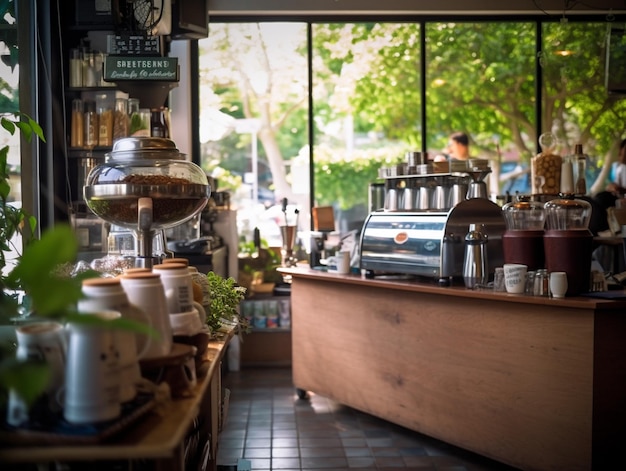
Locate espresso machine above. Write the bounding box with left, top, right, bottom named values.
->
left=359, top=155, right=505, bottom=284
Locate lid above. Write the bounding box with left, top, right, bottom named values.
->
left=105, top=137, right=184, bottom=162
left=465, top=223, right=488, bottom=244
left=501, top=198, right=545, bottom=230
left=543, top=196, right=592, bottom=230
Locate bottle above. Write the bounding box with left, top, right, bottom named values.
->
left=70, top=98, right=84, bottom=148
left=560, top=153, right=574, bottom=194
left=83, top=100, right=98, bottom=148
left=150, top=108, right=168, bottom=138
left=113, top=97, right=129, bottom=141
left=574, top=144, right=587, bottom=196
left=462, top=223, right=488, bottom=289
left=81, top=47, right=97, bottom=88
left=69, top=48, right=82, bottom=88
left=96, top=94, right=113, bottom=147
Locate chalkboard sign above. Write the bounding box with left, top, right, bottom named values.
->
left=104, top=56, right=179, bottom=82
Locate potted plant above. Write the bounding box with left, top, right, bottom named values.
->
left=204, top=271, right=249, bottom=335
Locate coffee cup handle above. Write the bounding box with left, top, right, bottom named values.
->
left=193, top=301, right=207, bottom=324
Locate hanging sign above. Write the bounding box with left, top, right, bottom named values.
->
left=104, top=56, right=179, bottom=82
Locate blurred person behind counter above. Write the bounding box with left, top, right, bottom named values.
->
left=434, top=131, right=471, bottom=162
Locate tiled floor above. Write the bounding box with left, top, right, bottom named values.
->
left=217, top=367, right=521, bottom=471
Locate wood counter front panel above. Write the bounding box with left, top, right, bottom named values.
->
left=291, top=278, right=594, bottom=471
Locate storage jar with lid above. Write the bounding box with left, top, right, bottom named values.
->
left=543, top=196, right=593, bottom=296
left=531, top=132, right=562, bottom=196
left=501, top=198, right=546, bottom=270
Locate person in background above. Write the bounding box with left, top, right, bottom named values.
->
left=434, top=131, right=471, bottom=161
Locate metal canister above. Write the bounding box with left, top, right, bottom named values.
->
left=369, top=183, right=385, bottom=212
left=463, top=223, right=488, bottom=289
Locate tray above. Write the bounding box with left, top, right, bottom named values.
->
left=0, top=392, right=156, bottom=446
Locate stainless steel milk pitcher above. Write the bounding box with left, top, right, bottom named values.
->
left=463, top=223, right=488, bottom=289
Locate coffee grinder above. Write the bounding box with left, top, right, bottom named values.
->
left=310, top=206, right=335, bottom=268
left=543, top=195, right=593, bottom=296
left=83, top=137, right=210, bottom=268
left=501, top=197, right=546, bottom=271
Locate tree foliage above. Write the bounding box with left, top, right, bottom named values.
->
left=200, top=20, right=626, bottom=212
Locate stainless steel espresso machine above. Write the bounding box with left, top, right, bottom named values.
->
left=359, top=156, right=506, bottom=285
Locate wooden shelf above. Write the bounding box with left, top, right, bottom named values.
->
left=0, top=328, right=235, bottom=470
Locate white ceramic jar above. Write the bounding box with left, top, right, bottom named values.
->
left=79, top=277, right=148, bottom=402
left=119, top=272, right=173, bottom=359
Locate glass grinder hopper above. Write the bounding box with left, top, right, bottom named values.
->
left=83, top=137, right=210, bottom=268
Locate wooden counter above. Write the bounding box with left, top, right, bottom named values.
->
left=0, top=329, right=234, bottom=471
left=283, top=267, right=626, bottom=471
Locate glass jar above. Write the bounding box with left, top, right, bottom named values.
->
left=83, top=100, right=98, bottom=148
left=96, top=94, right=113, bottom=147
left=130, top=108, right=151, bottom=137
left=543, top=196, right=592, bottom=231
left=501, top=198, right=545, bottom=230
left=71, top=98, right=84, bottom=148
left=531, top=132, right=562, bottom=195
left=113, top=98, right=129, bottom=141
left=83, top=137, right=211, bottom=231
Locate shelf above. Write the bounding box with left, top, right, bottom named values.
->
left=68, top=148, right=110, bottom=159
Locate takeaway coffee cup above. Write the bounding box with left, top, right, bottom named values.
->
left=153, top=263, right=206, bottom=318
left=327, top=251, right=351, bottom=274
left=503, top=263, right=528, bottom=294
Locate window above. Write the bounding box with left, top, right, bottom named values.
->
left=199, top=17, right=626, bottom=246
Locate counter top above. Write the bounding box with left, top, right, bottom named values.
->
left=280, top=266, right=626, bottom=310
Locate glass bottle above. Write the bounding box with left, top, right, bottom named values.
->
left=113, top=98, right=129, bottom=141
left=574, top=144, right=587, bottom=196
left=150, top=108, right=168, bottom=138
left=560, top=153, right=574, bottom=194
left=83, top=100, right=98, bottom=148
left=69, top=49, right=82, bottom=88
left=70, top=98, right=84, bottom=148
left=81, top=48, right=97, bottom=88
left=96, top=94, right=113, bottom=147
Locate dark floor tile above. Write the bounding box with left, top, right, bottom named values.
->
left=218, top=368, right=520, bottom=471
left=272, top=458, right=302, bottom=469
left=299, top=447, right=345, bottom=458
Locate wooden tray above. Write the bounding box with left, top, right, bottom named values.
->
left=0, top=392, right=156, bottom=446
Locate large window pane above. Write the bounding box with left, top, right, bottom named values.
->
left=198, top=23, right=308, bottom=247
left=312, top=23, right=421, bottom=232
left=425, top=22, right=536, bottom=197
left=541, top=22, right=626, bottom=193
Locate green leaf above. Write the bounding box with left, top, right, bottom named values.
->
left=14, top=121, right=33, bottom=142
left=0, top=359, right=51, bottom=406
left=0, top=118, right=16, bottom=135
